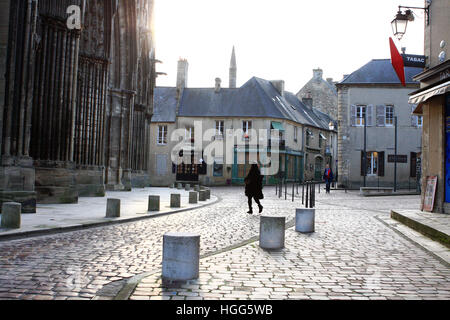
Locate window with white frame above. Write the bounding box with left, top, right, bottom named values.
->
left=185, top=126, right=194, bottom=142
left=355, top=105, right=366, bottom=126
left=417, top=115, right=423, bottom=127
left=157, top=125, right=167, bottom=145
left=366, top=151, right=378, bottom=175
left=215, top=120, right=224, bottom=136
left=385, top=105, right=394, bottom=126
left=243, top=121, right=252, bottom=139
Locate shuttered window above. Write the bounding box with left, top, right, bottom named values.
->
left=351, top=105, right=372, bottom=126
left=385, top=105, right=394, bottom=126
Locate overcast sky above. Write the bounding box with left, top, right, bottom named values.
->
left=153, top=0, right=426, bottom=93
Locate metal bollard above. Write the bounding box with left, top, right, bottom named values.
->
left=284, top=180, right=287, bottom=200
left=305, top=183, right=309, bottom=208
left=318, top=182, right=320, bottom=194
left=292, top=183, right=294, bottom=202
left=302, top=183, right=304, bottom=205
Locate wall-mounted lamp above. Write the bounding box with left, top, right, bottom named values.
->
left=391, top=5, right=429, bottom=41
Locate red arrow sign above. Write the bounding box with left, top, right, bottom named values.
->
left=389, top=37, right=406, bottom=86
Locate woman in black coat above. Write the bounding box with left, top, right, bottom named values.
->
left=244, top=164, right=264, bottom=214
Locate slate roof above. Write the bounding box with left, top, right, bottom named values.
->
left=151, top=87, right=178, bottom=122
left=153, top=77, right=335, bottom=131
left=339, top=59, right=422, bottom=85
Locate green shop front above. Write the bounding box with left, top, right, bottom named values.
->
left=231, top=146, right=304, bottom=185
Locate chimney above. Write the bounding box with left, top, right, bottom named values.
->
left=270, top=80, right=284, bottom=96
left=176, top=58, right=188, bottom=90
left=313, top=68, right=323, bottom=81
left=215, top=78, right=221, bottom=93
left=326, top=77, right=334, bottom=84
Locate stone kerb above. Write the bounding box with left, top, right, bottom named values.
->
left=189, top=192, right=198, bottom=204
left=170, top=194, right=181, bottom=208
left=295, top=208, right=315, bottom=233
left=148, top=195, right=160, bottom=212
left=1, top=202, right=21, bottom=229
left=162, top=232, right=200, bottom=281
left=259, top=215, right=285, bottom=250
left=106, top=198, right=120, bottom=218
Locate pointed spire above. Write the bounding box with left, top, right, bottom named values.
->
left=229, top=46, right=237, bottom=88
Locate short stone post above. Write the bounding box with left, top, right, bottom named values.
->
left=295, top=208, right=315, bottom=233
left=170, top=194, right=181, bottom=208
left=259, top=216, right=285, bottom=250
left=185, top=184, right=190, bottom=191
left=177, top=183, right=183, bottom=189
left=162, top=232, right=200, bottom=281
left=1, top=202, right=21, bottom=229
left=198, top=190, right=207, bottom=201
left=194, top=185, right=200, bottom=192
left=148, top=195, right=160, bottom=212
left=189, top=192, right=198, bottom=204
left=205, top=188, right=211, bottom=200
left=106, top=198, right=120, bottom=218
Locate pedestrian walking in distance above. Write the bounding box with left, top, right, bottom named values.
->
left=323, top=163, right=333, bottom=194
left=244, top=164, right=264, bottom=214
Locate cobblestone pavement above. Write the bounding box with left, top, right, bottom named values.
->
left=0, top=187, right=295, bottom=300
left=0, top=186, right=449, bottom=300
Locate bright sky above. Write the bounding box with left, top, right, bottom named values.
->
left=153, top=0, right=425, bottom=93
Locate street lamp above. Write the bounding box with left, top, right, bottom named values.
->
left=391, top=10, right=411, bottom=41
left=391, top=5, right=430, bottom=41
left=328, top=121, right=335, bottom=131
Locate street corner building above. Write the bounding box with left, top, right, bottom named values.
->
left=408, top=0, right=450, bottom=213
left=0, top=0, right=156, bottom=213
left=149, top=54, right=338, bottom=187
left=336, top=59, right=423, bottom=190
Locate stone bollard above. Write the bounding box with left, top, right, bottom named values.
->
left=148, top=195, right=160, bottom=212
left=162, top=232, right=200, bottom=281
left=205, top=188, right=211, bottom=200
left=170, top=194, right=181, bottom=208
left=185, top=184, right=190, bottom=191
left=189, top=192, right=198, bottom=204
left=1, top=202, right=21, bottom=229
left=169, top=183, right=174, bottom=189
left=295, top=208, right=315, bottom=233
left=177, top=183, right=183, bottom=190
left=198, top=190, right=207, bottom=202
left=259, top=216, right=285, bottom=250
left=106, top=198, right=121, bottom=218
left=194, top=185, right=200, bottom=192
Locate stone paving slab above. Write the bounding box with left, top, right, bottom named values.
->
left=0, top=187, right=217, bottom=240
left=391, top=209, right=450, bottom=248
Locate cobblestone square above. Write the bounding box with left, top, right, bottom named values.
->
left=0, top=186, right=449, bottom=300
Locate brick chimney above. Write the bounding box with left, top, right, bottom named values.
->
left=176, top=58, right=188, bottom=90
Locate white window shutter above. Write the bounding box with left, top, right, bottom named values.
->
left=367, top=105, right=373, bottom=126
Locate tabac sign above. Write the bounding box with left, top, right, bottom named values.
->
left=402, top=54, right=426, bottom=68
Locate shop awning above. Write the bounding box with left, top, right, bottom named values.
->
left=409, top=80, right=450, bottom=114
left=271, top=121, right=285, bottom=131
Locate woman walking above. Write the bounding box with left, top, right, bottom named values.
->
left=244, top=164, right=264, bottom=214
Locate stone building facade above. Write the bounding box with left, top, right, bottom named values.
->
left=0, top=0, right=156, bottom=212
left=336, top=59, right=422, bottom=189
left=296, top=68, right=338, bottom=119
left=409, top=0, right=450, bottom=213
left=150, top=55, right=337, bottom=187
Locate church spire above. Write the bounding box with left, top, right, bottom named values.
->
left=229, top=46, right=237, bottom=88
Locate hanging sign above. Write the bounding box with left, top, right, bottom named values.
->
left=402, top=54, right=426, bottom=68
